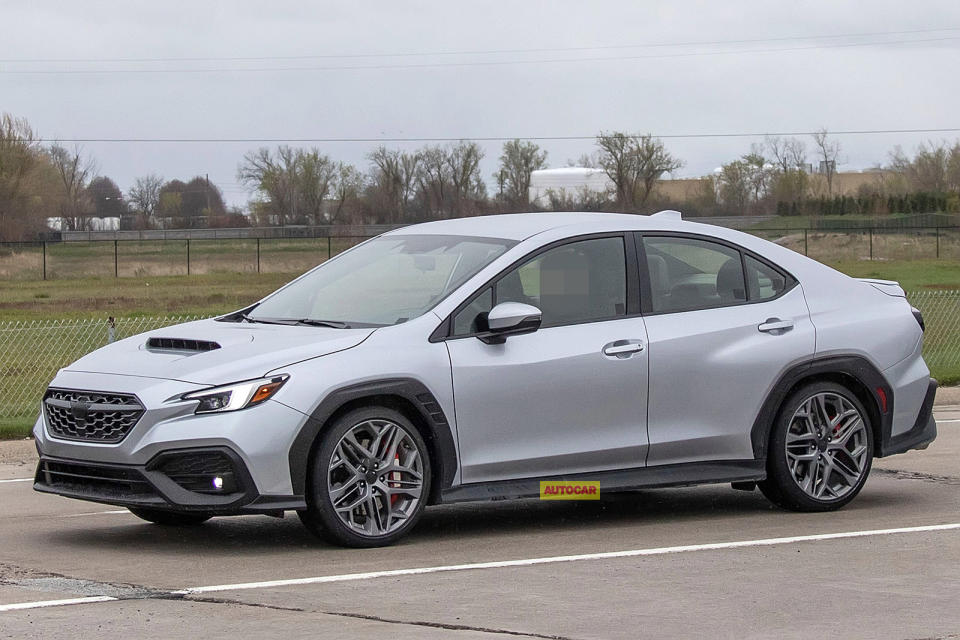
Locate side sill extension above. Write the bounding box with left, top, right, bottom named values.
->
left=440, top=459, right=765, bottom=504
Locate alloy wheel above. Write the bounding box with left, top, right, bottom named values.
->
left=785, top=391, right=869, bottom=501
left=327, top=419, right=424, bottom=537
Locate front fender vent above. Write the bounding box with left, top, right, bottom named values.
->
left=146, top=337, right=221, bottom=352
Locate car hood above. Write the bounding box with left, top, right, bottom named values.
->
left=64, top=318, right=376, bottom=385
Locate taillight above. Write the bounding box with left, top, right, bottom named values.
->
left=911, top=307, right=925, bottom=332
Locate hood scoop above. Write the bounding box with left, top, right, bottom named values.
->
left=146, top=337, right=222, bottom=353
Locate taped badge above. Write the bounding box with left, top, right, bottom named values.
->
left=539, top=480, right=600, bottom=500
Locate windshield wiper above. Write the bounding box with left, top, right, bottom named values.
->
left=295, top=318, right=351, bottom=329
left=237, top=313, right=289, bottom=325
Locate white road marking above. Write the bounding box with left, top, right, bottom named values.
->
left=173, top=522, right=960, bottom=595
left=936, top=418, right=960, bottom=423
left=0, top=596, right=117, bottom=613
left=0, top=478, right=32, bottom=484
left=59, top=510, right=130, bottom=518
left=2, top=522, right=958, bottom=613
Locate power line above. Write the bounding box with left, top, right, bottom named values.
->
left=26, top=128, right=960, bottom=145
left=3, top=26, right=957, bottom=64
left=3, top=35, right=957, bottom=75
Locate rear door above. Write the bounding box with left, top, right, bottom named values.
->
left=444, top=234, right=650, bottom=483
left=639, top=233, right=815, bottom=466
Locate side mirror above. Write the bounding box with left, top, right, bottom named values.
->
left=479, top=302, right=542, bottom=344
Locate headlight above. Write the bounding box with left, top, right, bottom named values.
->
left=182, top=375, right=289, bottom=414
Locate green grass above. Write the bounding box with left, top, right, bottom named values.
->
left=827, top=260, right=960, bottom=290
left=0, top=272, right=292, bottom=321
left=0, top=417, right=34, bottom=440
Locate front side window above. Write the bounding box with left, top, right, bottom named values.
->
left=249, top=234, right=515, bottom=327
left=643, top=236, right=746, bottom=313
left=453, top=236, right=627, bottom=334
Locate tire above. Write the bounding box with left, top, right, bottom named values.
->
left=758, top=381, right=874, bottom=512
left=298, top=406, right=431, bottom=547
left=128, top=507, right=212, bottom=526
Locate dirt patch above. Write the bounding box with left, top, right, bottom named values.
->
left=0, top=439, right=37, bottom=466
left=935, top=385, right=960, bottom=406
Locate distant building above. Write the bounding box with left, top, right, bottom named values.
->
left=47, top=217, right=121, bottom=232
left=529, top=168, right=613, bottom=206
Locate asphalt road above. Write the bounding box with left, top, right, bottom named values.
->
left=1, top=411, right=959, bottom=639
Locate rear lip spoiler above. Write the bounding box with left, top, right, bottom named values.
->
left=856, top=278, right=905, bottom=297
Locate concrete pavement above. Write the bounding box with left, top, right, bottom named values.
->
left=0, top=413, right=958, bottom=639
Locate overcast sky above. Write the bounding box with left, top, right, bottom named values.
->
left=3, top=0, right=960, bottom=207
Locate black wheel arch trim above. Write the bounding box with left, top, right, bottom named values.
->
left=751, top=355, right=894, bottom=459
left=288, top=378, right=457, bottom=503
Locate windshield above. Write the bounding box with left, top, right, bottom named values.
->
left=248, top=234, right=515, bottom=327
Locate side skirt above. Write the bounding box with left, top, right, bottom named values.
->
left=439, top=459, right=766, bottom=504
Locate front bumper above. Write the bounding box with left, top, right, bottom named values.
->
left=34, top=446, right=305, bottom=514
left=34, top=370, right=311, bottom=496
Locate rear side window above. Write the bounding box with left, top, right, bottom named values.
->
left=643, top=236, right=746, bottom=313
left=745, top=255, right=788, bottom=301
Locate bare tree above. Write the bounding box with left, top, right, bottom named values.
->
left=48, top=144, right=96, bottom=231
left=765, top=136, right=807, bottom=173
left=238, top=146, right=334, bottom=225
left=367, top=147, right=419, bottom=223
left=496, top=139, right=547, bottom=207
left=329, top=162, right=365, bottom=224
left=812, top=129, right=841, bottom=196
left=446, top=141, right=485, bottom=217
left=415, top=145, right=450, bottom=219
left=596, top=132, right=634, bottom=207
left=596, top=132, right=683, bottom=211
left=127, top=174, right=163, bottom=228
left=296, top=150, right=336, bottom=224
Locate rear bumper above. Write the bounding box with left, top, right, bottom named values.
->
left=877, top=378, right=937, bottom=457
left=33, top=446, right=305, bottom=515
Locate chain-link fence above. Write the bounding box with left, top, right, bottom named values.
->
left=906, top=291, right=960, bottom=385
left=1, top=296, right=959, bottom=435
left=0, top=316, right=205, bottom=434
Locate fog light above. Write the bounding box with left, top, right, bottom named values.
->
left=212, top=476, right=224, bottom=490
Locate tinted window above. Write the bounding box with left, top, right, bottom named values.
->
left=452, top=236, right=627, bottom=334
left=643, top=236, right=746, bottom=313
left=745, top=255, right=788, bottom=301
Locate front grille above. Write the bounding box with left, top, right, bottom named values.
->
left=154, top=451, right=238, bottom=493
left=43, top=389, right=144, bottom=443
left=36, top=459, right=157, bottom=500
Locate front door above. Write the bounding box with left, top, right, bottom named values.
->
left=444, top=235, right=650, bottom=483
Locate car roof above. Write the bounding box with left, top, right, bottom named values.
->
left=385, top=211, right=690, bottom=241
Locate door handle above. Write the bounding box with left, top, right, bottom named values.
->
left=602, top=341, right=645, bottom=357
left=758, top=318, right=794, bottom=333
